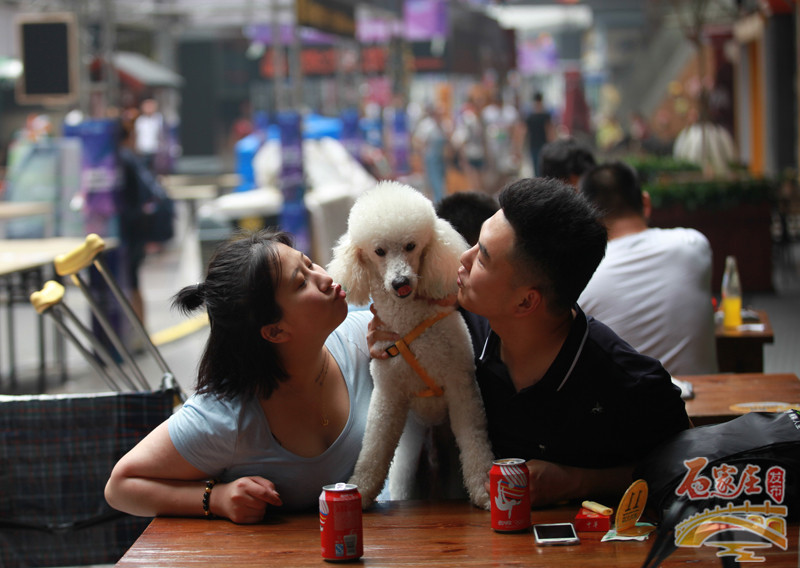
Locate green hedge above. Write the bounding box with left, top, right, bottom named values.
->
left=618, top=155, right=776, bottom=211
left=625, top=155, right=701, bottom=183
left=643, top=176, right=776, bottom=211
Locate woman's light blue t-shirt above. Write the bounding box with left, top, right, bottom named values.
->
left=168, top=310, right=373, bottom=511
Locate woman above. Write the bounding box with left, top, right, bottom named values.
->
left=105, top=230, right=373, bottom=522
left=413, top=104, right=451, bottom=204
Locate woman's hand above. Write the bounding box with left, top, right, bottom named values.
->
left=212, top=476, right=283, bottom=524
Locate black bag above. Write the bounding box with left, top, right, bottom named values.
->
left=635, top=410, right=800, bottom=568
left=0, top=387, right=176, bottom=567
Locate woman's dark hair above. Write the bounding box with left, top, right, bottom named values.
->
left=498, top=178, right=607, bottom=314
left=172, top=229, right=293, bottom=400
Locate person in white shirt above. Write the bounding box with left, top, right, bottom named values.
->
left=134, top=98, right=164, bottom=171
left=481, top=94, right=522, bottom=191
left=578, top=161, right=717, bottom=376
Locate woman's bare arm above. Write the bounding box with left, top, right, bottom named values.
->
left=105, top=421, right=282, bottom=523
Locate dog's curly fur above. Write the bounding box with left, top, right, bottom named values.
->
left=328, top=181, right=493, bottom=510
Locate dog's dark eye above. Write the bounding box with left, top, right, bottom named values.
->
left=375, top=248, right=386, bottom=257
left=405, top=243, right=416, bottom=252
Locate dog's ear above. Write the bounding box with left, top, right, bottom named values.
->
left=327, top=236, right=373, bottom=306
left=418, top=218, right=468, bottom=299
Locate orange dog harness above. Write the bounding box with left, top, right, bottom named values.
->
left=384, top=310, right=452, bottom=398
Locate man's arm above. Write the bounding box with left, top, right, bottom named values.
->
left=525, top=459, right=634, bottom=507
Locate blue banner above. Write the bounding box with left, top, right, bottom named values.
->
left=277, top=110, right=310, bottom=255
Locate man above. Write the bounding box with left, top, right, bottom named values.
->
left=524, top=92, right=553, bottom=176
left=578, top=161, right=717, bottom=376
left=435, top=191, right=499, bottom=247
left=456, top=177, right=690, bottom=506
left=538, top=137, right=595, bottom=187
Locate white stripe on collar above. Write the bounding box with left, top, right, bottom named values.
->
left=556, top=322, right=589, bottom=392
left=479, top=334, right=491, bottom=361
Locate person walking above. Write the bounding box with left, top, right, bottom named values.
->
left=524, top=92, right=553, bottom=176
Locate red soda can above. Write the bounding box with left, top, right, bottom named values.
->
left=319, top=483, right=363, bottom=562
left=490, top=458, right=531, bottom=532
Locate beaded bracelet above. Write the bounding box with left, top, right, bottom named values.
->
left=202, top=479, right=218, bottom=518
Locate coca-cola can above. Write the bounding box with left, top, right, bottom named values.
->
left=319, top=483, right=363, bottom=562
left=490, top=458, right=531, bottom=532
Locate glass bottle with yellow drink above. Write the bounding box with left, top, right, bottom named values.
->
left=721, top=255, right=742, bottom=328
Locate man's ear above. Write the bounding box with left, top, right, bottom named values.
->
left=260, top=324, right=288, bottom=343
left=515, top=288, right=542, bottom=316
left=642, top=190, right=652, bottom=222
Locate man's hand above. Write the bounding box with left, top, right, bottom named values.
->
left=525, top=459, right=634, bottom=507
left=525, top=460, right=582, bottom=506
left=366, top=304, right=400, bottom=359
left=212, top=476, right=283, bottom=524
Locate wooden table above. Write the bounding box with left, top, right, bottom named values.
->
left=680, top=372, right=800, bottom=426
left=164, top=184, right=218, bottom=228
left=0, top=201, right=54, bottom=238
left=116, top=500, right=799, bottom=567
left=715, top=309, right=774, bottom=372
left=0, top=237, right=88, bottom=276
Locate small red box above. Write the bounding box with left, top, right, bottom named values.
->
left=574, top=508, right=612, bottom=532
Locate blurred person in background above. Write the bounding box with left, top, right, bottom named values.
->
left=452, top=86, right=488, bottom=193
left=413, top=104, right=452, bottom=204
left=538, top=137, right=596, bottom=188
left=117, top=119, right=151, bottom=326
left=627, top=111, right=650, bottom=153
left=482, top=90, right=523, bottom=193
left=135, top=98, right=164, bottom=173
left=524, top=92, right=553, bottom=176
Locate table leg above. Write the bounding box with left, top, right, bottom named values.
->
left=6, top=277, right=16, bottom=391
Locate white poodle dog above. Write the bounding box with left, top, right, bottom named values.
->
left=327, top=181, right=493, bottom=510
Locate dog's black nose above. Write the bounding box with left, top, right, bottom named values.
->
left=392, top=277, right=413, bottom=298
left=392, top=276, right=409, bottom=291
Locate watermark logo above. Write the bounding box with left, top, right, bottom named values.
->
left=673, top=457, right=788, bottom=562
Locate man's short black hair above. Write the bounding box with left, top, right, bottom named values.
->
left=539, top=138, right=596, bottom=182
left=579, top=161, right=644, bottom=220
left=436, top=191, right=499, bottom=247
left=499, top=177, right=607, bottom=313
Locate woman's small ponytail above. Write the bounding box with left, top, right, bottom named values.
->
left=172, top=282, right=206, bottom=314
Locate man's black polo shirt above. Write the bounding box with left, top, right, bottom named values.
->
left=461, top=306, right=691, bottom=468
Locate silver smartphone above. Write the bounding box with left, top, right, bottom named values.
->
left=533, top=522, right=580, bottom=546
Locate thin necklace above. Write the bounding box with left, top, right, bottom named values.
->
left=316, top=348, right=331, bottom=426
